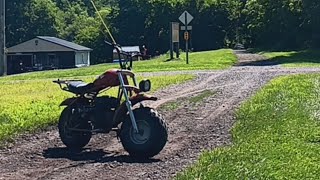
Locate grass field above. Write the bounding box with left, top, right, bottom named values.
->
left=177, top=74, right=320, bottom=179
left=1, top=49, right=236, bottom=81
left=0, top=74, right=194, bottom=143
left=261, top=49, right=320, bottom=67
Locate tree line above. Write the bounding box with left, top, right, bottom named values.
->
left=6, top=0, right=320, bottom=63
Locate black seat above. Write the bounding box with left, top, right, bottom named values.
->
left=67, top=81, right=95, bottom=94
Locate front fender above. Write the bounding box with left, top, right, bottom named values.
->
left=130, top=94, right=157, bottom=104
left=112, top=94, right=157, bottom=126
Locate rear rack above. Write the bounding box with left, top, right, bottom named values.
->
left=53, top=79, right=82, bottom=91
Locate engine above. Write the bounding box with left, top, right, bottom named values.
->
left=91, top=96, right=119, bottom=132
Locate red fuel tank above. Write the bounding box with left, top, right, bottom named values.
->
left=93, top=69, right=129, bottom=91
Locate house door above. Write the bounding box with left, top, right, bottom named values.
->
left=46, top=53, right=58, bottom=69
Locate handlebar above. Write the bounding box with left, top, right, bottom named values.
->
left=119, top=51, right=142, bottom=58
left=105, top=40, right=142, bottom=70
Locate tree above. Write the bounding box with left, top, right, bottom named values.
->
left=243, top=0, right=304, bottom=49
left=6, top=1, right=31, bottom=46
left=301, top=0, right=320, bottom=47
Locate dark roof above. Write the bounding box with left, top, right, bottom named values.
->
left=37, top=36, right=92, bottom=51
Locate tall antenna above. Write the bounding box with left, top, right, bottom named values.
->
left=90, top=0, right=116, bottom=44
left=0, top=0, right=6, bottom=76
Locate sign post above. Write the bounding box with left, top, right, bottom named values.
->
left=179, top=11, right=193, bottom=64
left=184, top=12, right=188, bottom=64
left=170, top=22, right=180, bottom=60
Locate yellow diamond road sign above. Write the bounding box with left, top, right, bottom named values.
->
left=179, top=11, right=194, bottom=25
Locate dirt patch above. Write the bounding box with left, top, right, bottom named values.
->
left=1, top=51, right=320, bottom=180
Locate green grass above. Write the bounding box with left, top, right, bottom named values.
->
left=160, top=101, right=180, bottom=111
left=0, top=74, right=194, bottom=143
left=261, top=49, right=320, bottom=67
left=1, top=49, right=236, bottom=81
left=177, top=74, right=320, bottom=179
left=189, top=90, right=215, bottom=104
left=160, top=90, right=215, bottom=111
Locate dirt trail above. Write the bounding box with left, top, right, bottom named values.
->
left=1, top=51, right=320, bottom=180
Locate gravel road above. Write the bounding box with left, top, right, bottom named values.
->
left=0, top=50, right=320, bottom=180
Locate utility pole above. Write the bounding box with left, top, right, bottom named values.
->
left=0, top=0, right=6, bottom=76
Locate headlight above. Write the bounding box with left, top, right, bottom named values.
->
left=139, top=79, right=151, bottom=92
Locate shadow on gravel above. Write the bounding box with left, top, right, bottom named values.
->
left=236, top=49, right=320, bottom=67
left=43, top=147, right=161, bottom=164
left=236, top=60, right=279, bottom=66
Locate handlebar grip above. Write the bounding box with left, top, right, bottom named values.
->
left=105, top=41, right=122, bottom=51
left=104, top=40, right=113, bottom=46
